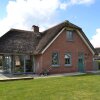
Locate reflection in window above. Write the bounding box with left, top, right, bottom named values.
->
left=4, top=55, right=12, bottom=73
left=65, top=53, right=72, bottom=66
left=67, top=30, right=73, bottom=41
left=14, top=55, right=33, bottom=73
left=52, top=52, right=59, bottom=66
left=14, top=55, right=24, bottom=73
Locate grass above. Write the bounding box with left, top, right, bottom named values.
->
left=0, top=74, right=100, bottom=100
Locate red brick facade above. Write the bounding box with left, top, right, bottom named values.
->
left=35, top=29, right=93, bottom=74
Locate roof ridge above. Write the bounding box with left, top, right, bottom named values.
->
left=10, top=28, right=33, bottom=33
left=41, top=21, right=65, bottom=33
left=42, top=20, right=81, bottom=33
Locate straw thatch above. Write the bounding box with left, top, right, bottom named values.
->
left=0, top=20, right=95, bottom=54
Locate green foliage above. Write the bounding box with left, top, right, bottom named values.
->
left=0, top=75, right=100, bottom=100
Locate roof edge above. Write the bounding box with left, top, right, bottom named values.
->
left=41, top=28, right=65, bottom=54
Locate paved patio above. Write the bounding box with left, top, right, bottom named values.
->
left=0, top=70, right=100, bottom=81
left=34, top=72, right=86, bottom=79
left=0, top=70, right=86, bottom=81
left=0, top=70, right=34, bottom=81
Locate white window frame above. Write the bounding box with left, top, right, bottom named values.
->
left=64, top=52, right=72, bottom=66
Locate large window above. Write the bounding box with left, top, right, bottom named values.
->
left=66, top=30, right=73, bottom=41
left=3, top=55, right=12, bottom=73
left=14, top=55, right=33, bottom=73
left=14, top=55, right=24, bottom=73
left=52, top=52, right=59, bottom=66
left=65, top=53, right=72, bottom=66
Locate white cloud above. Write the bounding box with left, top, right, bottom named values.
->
left=0, top=0, right=62, bottom=36
left=60, top=3, right=69, bottom=10
left=59, top=0, right=95, bottom=10
left=70, top=0, right=95, bottom=5
left=90, top=28, right=100, bottom=47
left=0, top=0, right=95, bottom=36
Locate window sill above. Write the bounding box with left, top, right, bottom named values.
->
left=67, top=40, right=74, bottom=42
left=51, top=65, right=60, bottom=67
left=64, top=64, right=72, bottom=67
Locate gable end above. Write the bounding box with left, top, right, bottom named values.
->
left=41, top=28, right=95, bottom=55
left=41, top=28, right=65, bottom=54
left=76, top=30, right=95, bottom=55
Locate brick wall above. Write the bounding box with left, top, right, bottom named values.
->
left=35, top=29, right=93, bottom=74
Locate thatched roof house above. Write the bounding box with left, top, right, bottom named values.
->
left=0, top=20, right=95, bottom=55
left=0, top=20, right=96, bottom=74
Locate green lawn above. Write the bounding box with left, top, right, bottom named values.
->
left=0, top=74, right=100, bottom=100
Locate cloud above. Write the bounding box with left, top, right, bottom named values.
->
left=0, top=0, right=95, bottom=36
left=0, top=0, right=62, bottom=36
left=59, top=2, right=69, bottom=10
left=70, top=0, right=95, bottom=5
left=90, top=28, right=100, bottom=47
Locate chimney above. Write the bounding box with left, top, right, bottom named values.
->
left=32, top=25, right=39, bottom=32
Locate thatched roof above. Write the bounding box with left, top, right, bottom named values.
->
left=0, top=29, right=41, bottom=54
left=0, top=20, right=95, bottom=54
left=34, top=20, right=95, bottom=54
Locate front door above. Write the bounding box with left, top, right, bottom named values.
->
left=78, top=53, right=84, bottom=72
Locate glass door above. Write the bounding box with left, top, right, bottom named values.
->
left=25, top=55, right=33, bottom=73
left=3, top=55, right=12, bottom=73
left=14, top=55, right=33, bottom=74
left=14, top=55, right=24, bottom=73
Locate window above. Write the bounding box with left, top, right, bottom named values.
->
left=14, top=55, right=33, bottom=73
left=4, top=55, right=12, bottom=73
left=52, top=52, right=59, bottom=66
left=66, top=30, right=73, bottom=41
left=65, top=53, right=72, bottom=66
left=14, top=55, right=24, bottom=73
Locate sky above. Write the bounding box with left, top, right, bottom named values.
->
left=0, top=0, right=100, bottom=47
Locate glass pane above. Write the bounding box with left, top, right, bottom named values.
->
left=13, top=55, right=33, bottom=73
left=52, top=52, right=59, bottom=65
left=3, top=55, right=12, bottom=73
left=14, top=55, right=24, bottom=73
left=25, top=55, right=33, bottom=72
left=65, top=53, right=71, bottom=65
left=0, top=56, right=3, bottom=70
left=67, top=31, right=73, bottom=41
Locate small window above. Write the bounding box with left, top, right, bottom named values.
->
left=66, top=30, right=73, bottom=41
left=65, top=53, right=72, bottom=66
left=52, top=52, right=59, bottom=66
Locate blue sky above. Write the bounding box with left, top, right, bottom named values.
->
left=0, top=0, right=100, bottom=47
